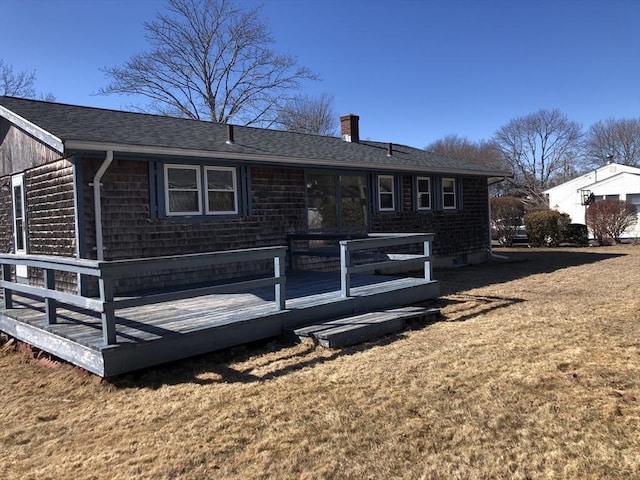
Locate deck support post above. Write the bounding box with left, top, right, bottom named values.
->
left=423, top=240, right=432, bottom=281
left=1, top=263, right=13, bottom=309
left=274, top=254, right=286, bottom=311
left=340, top=241, right=351, bottom=298
left=99, top=277, right=117, bottom=345
left=44, top=268, right=57, bottom=325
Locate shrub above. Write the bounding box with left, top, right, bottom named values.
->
left=564, top=223, right=589, bottom=246
left=524, top=209, right=570, bottom=247
left=490, top=196, right=525, bottom=246
left=585, top=200, right=638, bottom=245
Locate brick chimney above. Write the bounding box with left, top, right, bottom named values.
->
left=340, top=114, right=360, bottom=143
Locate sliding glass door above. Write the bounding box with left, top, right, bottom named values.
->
left=306, top=172, right=368, bottom=233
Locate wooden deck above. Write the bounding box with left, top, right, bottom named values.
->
left=0, top=271, right=439, bottom=377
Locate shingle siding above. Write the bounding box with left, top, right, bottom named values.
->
left=0, top=176, right=11, bottom=254
left=0, top=118, right=62, bottom=177
left=81, top=161, right=306, bottom=260
left=371, top=176, right=489, bottom=259
left=79, top=159, right=307, bottom=292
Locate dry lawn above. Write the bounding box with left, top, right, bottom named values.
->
left=1, top=245, right=639, bottom=480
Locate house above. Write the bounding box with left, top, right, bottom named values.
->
left=0, top=96, right=514, bottom=375
left=544, top=163, right=640, bottom=239
left=1, top=96, right=509, bottom=294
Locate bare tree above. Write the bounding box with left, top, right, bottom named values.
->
left=494, top=109, right=582, bottom=204
left=99, top=0, right=316, bottom=126
left=583, top=118, right=640, bottom=168
left=426, top=134, right=503, bottom=168
left=0, top=60, right=55, bottom=101
left=276, top=93, right=337, bottom=136
left=1, top=60, right=36, bottom=97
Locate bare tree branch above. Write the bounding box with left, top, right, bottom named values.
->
left=583, top=118, right=640, bottom=168
left=494, top=109, right=582, bottom=203
left=1, top=60, right=36, bottom=98
left=99, top=0, right=317, bottom=126
left=276, top=93, right=337, bottom=136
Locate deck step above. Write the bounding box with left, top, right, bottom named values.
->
left=293, top=306, right=440, bottom=348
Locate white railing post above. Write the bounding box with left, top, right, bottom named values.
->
left=274, top=252, right=286, bottom=311
left=340, top=241, right=351, bottom=298
left=423, top=239, right=432, bottom=281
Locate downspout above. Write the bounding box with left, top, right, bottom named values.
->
left=487, top=177, right=509, bottom=260
left=92, top=151, right=114, bottom=261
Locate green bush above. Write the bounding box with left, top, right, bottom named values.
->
left=524, top=210, right=570, bottom=247
left=564, top=223, right=589, bottom=246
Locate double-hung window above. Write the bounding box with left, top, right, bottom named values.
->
left=378, top=175, right=396, bottom=211
left=11, top=174, right=27, bottom=254
left=442, top=177, right=457, bottom=210
left=165, top=165, right=202, bottom=216
left=164, top=164, right=238, bottom=217
left=416, top=176, right=431, bottom=210
left=205, top=167, right=238, bottom=214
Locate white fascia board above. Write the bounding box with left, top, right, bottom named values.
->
left=64, top=140, right=510, bottom=177
left=579, top=171, right=640, bottom=191
left=0, top=105, right=64, bottom=153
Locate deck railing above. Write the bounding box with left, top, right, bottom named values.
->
left=288, top=233, right=434, bottom=297
left=0, top=247, right=287, bottom=346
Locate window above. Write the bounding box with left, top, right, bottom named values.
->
left=442, top=177, right=457, bottom=209
left=378, top=175, right=395, bottom=211
left=627, top=193, right=640, bottom=208
left=165, top=165, right=202, bottom=215
left=416, top=176, right=431, bottom=210
left=11, top=174, right=27, bottom=253
left=205, top=167, right=238, bottom=214
left=594, top=194, right=620, bottom=202
left=163, top=164, right=239, bottom=217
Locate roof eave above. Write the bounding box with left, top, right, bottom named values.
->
left=64, top=140, right=510, bottom=177
left=0, top=105, right=64, bottom=153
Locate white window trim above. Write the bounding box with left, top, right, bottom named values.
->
left=11, top=174, right=28, bottom=278
left=164, top=164, right=202, bottom=216
left=378, top=174, right=396, bottom=212
left=442, top=177, right=457, bottom=210
left=11, top=174, right=27, bottom=255
left=205, top=166, right=238, bottom=215
left=416, top=176, right=432, bottom=211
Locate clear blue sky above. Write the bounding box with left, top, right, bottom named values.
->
left=1, top=0, right=639, bottom=148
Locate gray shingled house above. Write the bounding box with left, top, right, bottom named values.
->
left=1, top=96, right=506, bottom=288
left=0, top=96, right=509, bottom=375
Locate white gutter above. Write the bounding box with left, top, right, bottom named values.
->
left=92, top=151, right=113, bottom=261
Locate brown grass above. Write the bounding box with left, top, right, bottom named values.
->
left=1, top=245, right=639, bottom=479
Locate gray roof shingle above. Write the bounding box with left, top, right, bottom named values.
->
left=0, top=96, right=508, bottom=176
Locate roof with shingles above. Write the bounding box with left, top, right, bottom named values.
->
left=0, top=96, right=508, bottom=176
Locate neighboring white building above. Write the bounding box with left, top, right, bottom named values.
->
left=544, top=163, right=640, bottom=239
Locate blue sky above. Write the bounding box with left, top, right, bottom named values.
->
left=1, top=0, right=639, bottom=148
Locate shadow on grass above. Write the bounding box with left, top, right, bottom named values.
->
left=432, top=293, right=525, bottom=323
left=108, top=294, right=522, bottom=389
left=434, top=248, right=626, bottom=295
left=109, top=315, right=450, bottom=389
left=105, top=248, right=627, bottom=388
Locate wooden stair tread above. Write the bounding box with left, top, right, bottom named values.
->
left=293, top=306, right=439, bottom=348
